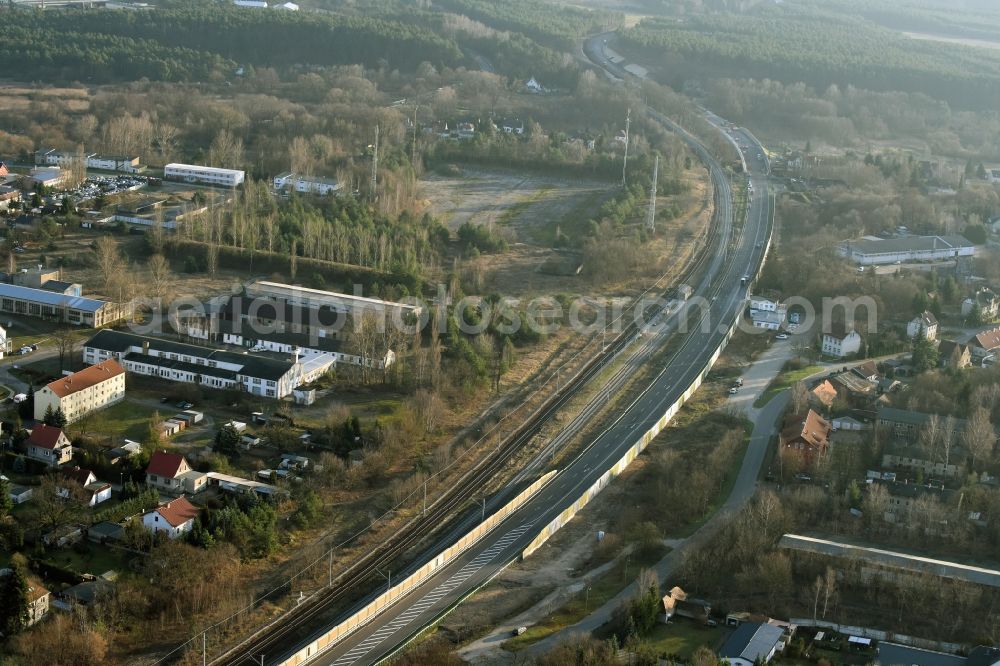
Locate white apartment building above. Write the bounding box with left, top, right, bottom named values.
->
left=164, top=163, right=245, bottom=187
left=33, top=359, right=125, bottom=424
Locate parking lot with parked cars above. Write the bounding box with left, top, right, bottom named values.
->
left=68, top=174, right=148, bottom=204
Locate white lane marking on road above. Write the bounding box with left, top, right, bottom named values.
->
left=328, top=524, right=533, bottom=665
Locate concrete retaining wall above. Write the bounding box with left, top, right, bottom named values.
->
left=277, top=469, right=557, bottom=666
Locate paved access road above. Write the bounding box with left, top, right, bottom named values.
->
left=263, top=44, right=773, bottom=666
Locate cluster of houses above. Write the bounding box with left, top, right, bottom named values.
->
left=785, top=349, right=996, bottom=526
left=748, top=294, right=790, bottom=331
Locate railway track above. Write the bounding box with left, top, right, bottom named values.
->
left=211, top=110, right=735, bottom=666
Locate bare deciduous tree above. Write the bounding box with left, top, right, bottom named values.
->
left=52, top=326, right=77, bottom=373
left=964, top=407, right=997, bottom=469
left=791, top=380, right=809, bottom=414
left=918, top=413, right=941, bottom=459
left=822, top=566, right=837, bottom=618
left=93, top=236, right=125, bottom=298
left=147, top=254, right=174, bottom=308
left=207, top=129, right=244, bottom=168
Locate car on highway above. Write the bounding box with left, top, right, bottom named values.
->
left=775, top=333, right=789, bottom=340
left=728, top=387, right=739, bottom=394
left=735, top=377, right=744, bottom=387
left=176, top=401, right=194, bottom=409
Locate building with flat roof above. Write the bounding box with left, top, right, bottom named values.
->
left=37, top=149, right=141, bottom=173
left=839, top=235, right=976, bottom=266
left=34, top=359, right=125, bottom=424
left=719, top=622, right=786, bottom=666
left=83, top=329, right=334, bottom=398
left=29, top=167, right=67, bottom=188
left=179, top=295, right=395, bottom=370
left=164, top=163, right=245, bottom=187
left=779, top=534, right=1000, bottom=588
left=246, top=280, right=423, bottom=320
left=0, top=282, right=129, bottom=327
left=273, top=172, right=341, bottom=196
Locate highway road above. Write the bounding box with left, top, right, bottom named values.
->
left=265, top=35, right=775, bottom=666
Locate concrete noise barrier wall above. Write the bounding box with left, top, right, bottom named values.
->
left=522, top=194, right=775, bottom=560
left=278, top=469, right=557, bottom=666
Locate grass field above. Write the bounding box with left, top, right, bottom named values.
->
left=753, top=364, right=824, bottom=408
left=42, top=542, right=135, bottom=577
left=72, top=399, right=159, bottom=442
left=642, top=620, right=730, bottom=660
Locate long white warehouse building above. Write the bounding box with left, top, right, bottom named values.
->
left=164, top=163, right=245, bottom=187
left=839, top=235, right=976, bottom=266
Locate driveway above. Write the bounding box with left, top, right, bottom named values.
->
left=725, top=335, right=800, bottom=418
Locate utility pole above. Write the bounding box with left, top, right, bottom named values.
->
left=422, top=480, right=427, bottom=516
left=328, top=548, right=333, bottom=587
left=478, top=498, right=486, bottom=523
left=646, top=154, right=659, bottom=233
left=622, top=108, right=631, bottom=187
left=411, top=105, right=419, bottom=168
left=376, top=567, right=391, bottom=592
left=370, top=124, right=380, bottom=202
left=202, top=632, right=206, bottom=666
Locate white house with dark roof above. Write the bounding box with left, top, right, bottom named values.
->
left=821, top=322, right=862, bottom=358
left=907, top=311, right=939, bottom=341
left=57, top=466, right=111, bottom=506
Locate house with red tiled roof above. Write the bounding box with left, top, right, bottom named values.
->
left=809, top=380, right=838, bottom=410
left=145, top=450, right=207, bottom=494
left=34, top=359, right=125, bottom=424
left=25, top=424, right=72, bottom=467
left=142, top=496, right=199, bottom=539
left=780, top=409, right=832, bottom=467
left=970, top=327, right=1000, bottom=363
left=57, top=466, right=111, bottom=507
